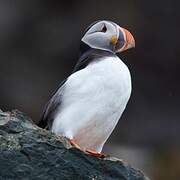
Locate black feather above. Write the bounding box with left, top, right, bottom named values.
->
left=38, top=79, right=66, bottom=129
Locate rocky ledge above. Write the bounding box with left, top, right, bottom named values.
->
left=0, top=109, right=149, bottom=180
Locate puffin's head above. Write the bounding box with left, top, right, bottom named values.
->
left=81, top=20, right=135, bottom=53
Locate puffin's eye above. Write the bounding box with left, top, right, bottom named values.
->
left=100, top=25, right=107, bottom=33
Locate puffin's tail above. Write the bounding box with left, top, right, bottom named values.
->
left=37, top=117, right=48, bottom=129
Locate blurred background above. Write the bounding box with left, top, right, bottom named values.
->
left=0, top=0, right=179, bottom=179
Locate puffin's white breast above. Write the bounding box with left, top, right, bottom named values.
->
left=52, top=56, right=131, bottom=152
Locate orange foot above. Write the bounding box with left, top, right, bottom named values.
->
left=69, top=139, right=105, bottom=159
left=69, top=139, right=83, bottom=150
left=86, top=149, right=106, bottom=159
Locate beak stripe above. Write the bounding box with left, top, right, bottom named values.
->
left=118, top=28, right=135, bottom=52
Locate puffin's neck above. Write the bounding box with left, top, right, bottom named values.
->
left=73, top=42, right=117, bottom=73
left=79, top=42, right=116, bottom=60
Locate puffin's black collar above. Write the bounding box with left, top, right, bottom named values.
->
left=73, top=43, right=116, bottom=73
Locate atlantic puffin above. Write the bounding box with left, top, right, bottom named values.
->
left=38, top=20, right=135, bottom=158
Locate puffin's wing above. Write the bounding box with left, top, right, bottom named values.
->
left=38, top=79, right=66, bottom=129
left=38, top=49, right=97, bottom=129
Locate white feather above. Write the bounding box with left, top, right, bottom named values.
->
left=52, top=56, right=131, bottom=153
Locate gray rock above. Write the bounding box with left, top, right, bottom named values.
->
left=0, top=110, right=149, bottom=180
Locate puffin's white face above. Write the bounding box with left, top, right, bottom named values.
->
left=82, top=20, right=135, bottom=53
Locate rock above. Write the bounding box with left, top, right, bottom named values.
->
left=0, top=110, right=149, bottom=180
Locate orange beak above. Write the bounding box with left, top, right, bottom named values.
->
left=116, top=27, right=135, bottom=53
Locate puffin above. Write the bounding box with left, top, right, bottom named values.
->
left=38, top=20, right=135, bottom=158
